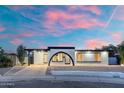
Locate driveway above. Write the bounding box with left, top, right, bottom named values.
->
left=7, top=65, right=48, bottom=76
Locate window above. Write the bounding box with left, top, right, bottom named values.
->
left=58, top=53, right=63, bottom=61
left=52, top=53, right=63, bottom=62
left=76, top=52, right=83, bottom=62
left=94, top=53, right=101, bottom=62
left=52, top=54, right=58, bottom=62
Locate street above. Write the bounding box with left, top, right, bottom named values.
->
left=0, top=79, right=124, bottom=88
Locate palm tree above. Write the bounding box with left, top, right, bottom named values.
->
left=118, top=41, right=124, bottom=64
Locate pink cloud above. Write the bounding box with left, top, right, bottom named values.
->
left=68, top=5, right=102, bottom=15
left=110, top=32, right=122, bottom=42
left=10, top=39, right=23, bottom=45
left=19, top=32, right=36, bottom=37
left=44, top=9, right=105, bottom=36
left=61, top=18, right=104, bottom=29
left=45, top=10, right=85, bottom=28
left=0, top=26, right=5, bottom=32
left=85, top=39, right=108, bottom=49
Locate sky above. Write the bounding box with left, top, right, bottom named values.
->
left=0, top=5, right=124, bottom=53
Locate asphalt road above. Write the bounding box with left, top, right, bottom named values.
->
left=1, top=80, right=124, bottom=88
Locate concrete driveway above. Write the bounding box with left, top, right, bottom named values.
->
left=13, top=65, right=47, bottom=76
left=3, top=65, right=48, bottom=76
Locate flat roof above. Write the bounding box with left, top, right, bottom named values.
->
left=48, top=46, right=75, bottom=50
left=25, top=47, right=107, bottom=52
left=25, top=48, right=47, bottom=51
left=76, top=49, right=107, bottom=52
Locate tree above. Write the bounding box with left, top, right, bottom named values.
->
left=0, top=47, right=13, bottom=67
left=0, top=55, right=13, bottom=67
left=117, top=41, right=124, bottom=64
left=102, top=44, right=117, bottom=57
left=17, top=45, right=26, bottom=65
left=0, top=47, right=4, bottom=55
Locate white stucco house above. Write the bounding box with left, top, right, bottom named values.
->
left=23, top=46, right=109, bottom=66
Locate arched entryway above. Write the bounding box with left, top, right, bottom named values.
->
left=48, top=51, right=75, bottom=66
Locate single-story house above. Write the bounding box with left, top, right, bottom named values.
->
left=23, top=46, right=109, bottom=66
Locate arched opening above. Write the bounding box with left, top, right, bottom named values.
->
left=48, top=51, right=75, bottom=66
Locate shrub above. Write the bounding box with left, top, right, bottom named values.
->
left=0, top=55, right=13, bottom=68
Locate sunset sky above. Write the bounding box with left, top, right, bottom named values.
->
left=0, top=5, right=124, bottom=52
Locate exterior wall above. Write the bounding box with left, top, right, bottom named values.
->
left=15, top=56, right=20, bottom=65
left=6, top=55, right=20, bottom=66
left=33, top=50, right=48, bottom=64
left=48, top=49, right=75, bottom=65
left=75, top=51, right=109, bottom=65
left=83, top=52, right=95, bottom=61
left=43, top=51, right=48, bottom=64
left=33, top=50, right=44, bottom=64
left=101, top=51, right=109, bottom=65
left=24, top=48, right=109, bottom=66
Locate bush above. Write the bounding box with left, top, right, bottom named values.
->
left=0, top=55, right=13, bottom=68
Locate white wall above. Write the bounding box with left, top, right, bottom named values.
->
left=48, top=49, right=75, bottom=65
left=33, top=50, right=48, bottom=64
left=101, top=51, right=109, bottom=65
left=75, top=51, right=109, bottom=65
left=83, top=52, right=95, bottom=61
left=25, top=49, right=108, bottom=66
left=43, top=51, right=48, bottom=64
left=33, top=50, right=43, bottom=64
